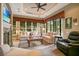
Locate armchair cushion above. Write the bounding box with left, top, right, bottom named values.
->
left=62, top=39, right=70, bottom=43
left=68, top=31, right=79, bottom=40
left=1, top=44, right=11, bottom=55
left=0, top=47, right=4, bottom=56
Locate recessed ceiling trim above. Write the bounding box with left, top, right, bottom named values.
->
left=10, top=3, right=70, bottom=19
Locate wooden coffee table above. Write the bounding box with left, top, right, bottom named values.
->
left=27, top=36, right=43, bottom=47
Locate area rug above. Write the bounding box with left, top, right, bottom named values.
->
left=26, top=44, right=64, bottom=56
left=13, top=41, right=64, bottom=56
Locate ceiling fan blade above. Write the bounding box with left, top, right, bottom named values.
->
left=35, top=3, right=40, bottom=7
left=41, top=3, right=47, bottom=7
left=40, top=7, right=45, bottom=10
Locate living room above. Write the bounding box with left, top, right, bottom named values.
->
left=0, top=3, right=79, bottom=56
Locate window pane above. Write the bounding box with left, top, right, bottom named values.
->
left=50, top=20, right=53, bottom=32
left=53, top=20, right=57, bottom=32
left=20, top=22, right=25, bottom=27
left=20, top=22, right=25, bottom=31
left=27, top=22, right=31, bottom=31
left=13, top=20, right=16, bottom=34
left=33, top=22, right=37, bottom=31
left=47, top=21, right=51, bottom=32
left=13, top=20, right=16, bottom=26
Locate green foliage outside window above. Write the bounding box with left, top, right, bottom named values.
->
left=13, top=20, right=16, bottom=34
left=53, top=20, right=57, bottom=32
left=20, top=22, right=25, bottom=27
left=20, top=22, right=25, bottom=31
left=27, top=22, right=31, bottom=31
left=33, top=22, right=37, bottom=31
left=13, top=20, right=16, bottom=27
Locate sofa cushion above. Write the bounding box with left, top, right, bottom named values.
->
left=1, top=44, right=11, bottom=55
left=44, top=36, right=51, bottom=39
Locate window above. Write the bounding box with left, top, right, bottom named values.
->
left=33, top=22, right=37, bottom=31
left=50, top=20, right=53, bottom=32
left=13, top=20, right=16, bottom=34
left=27, top=22, right=31, bottom=31
left=46, top=19, right=61, bottom=34
left=13, top=20, right=16, bottom=25
left=47, top=21, right=51, bottom=32
left=53, top=19, right=61, bottom=35
left=53, top=20, right=57, bottom=32
left=20, top=22, right=25, bottom=27
left=20, top=22, right=25, bottom=31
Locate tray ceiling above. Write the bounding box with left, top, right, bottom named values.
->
left=9, top=3, right=69, bottom=19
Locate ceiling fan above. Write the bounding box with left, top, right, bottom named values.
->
left=31, top=3, right=47, bottom=12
